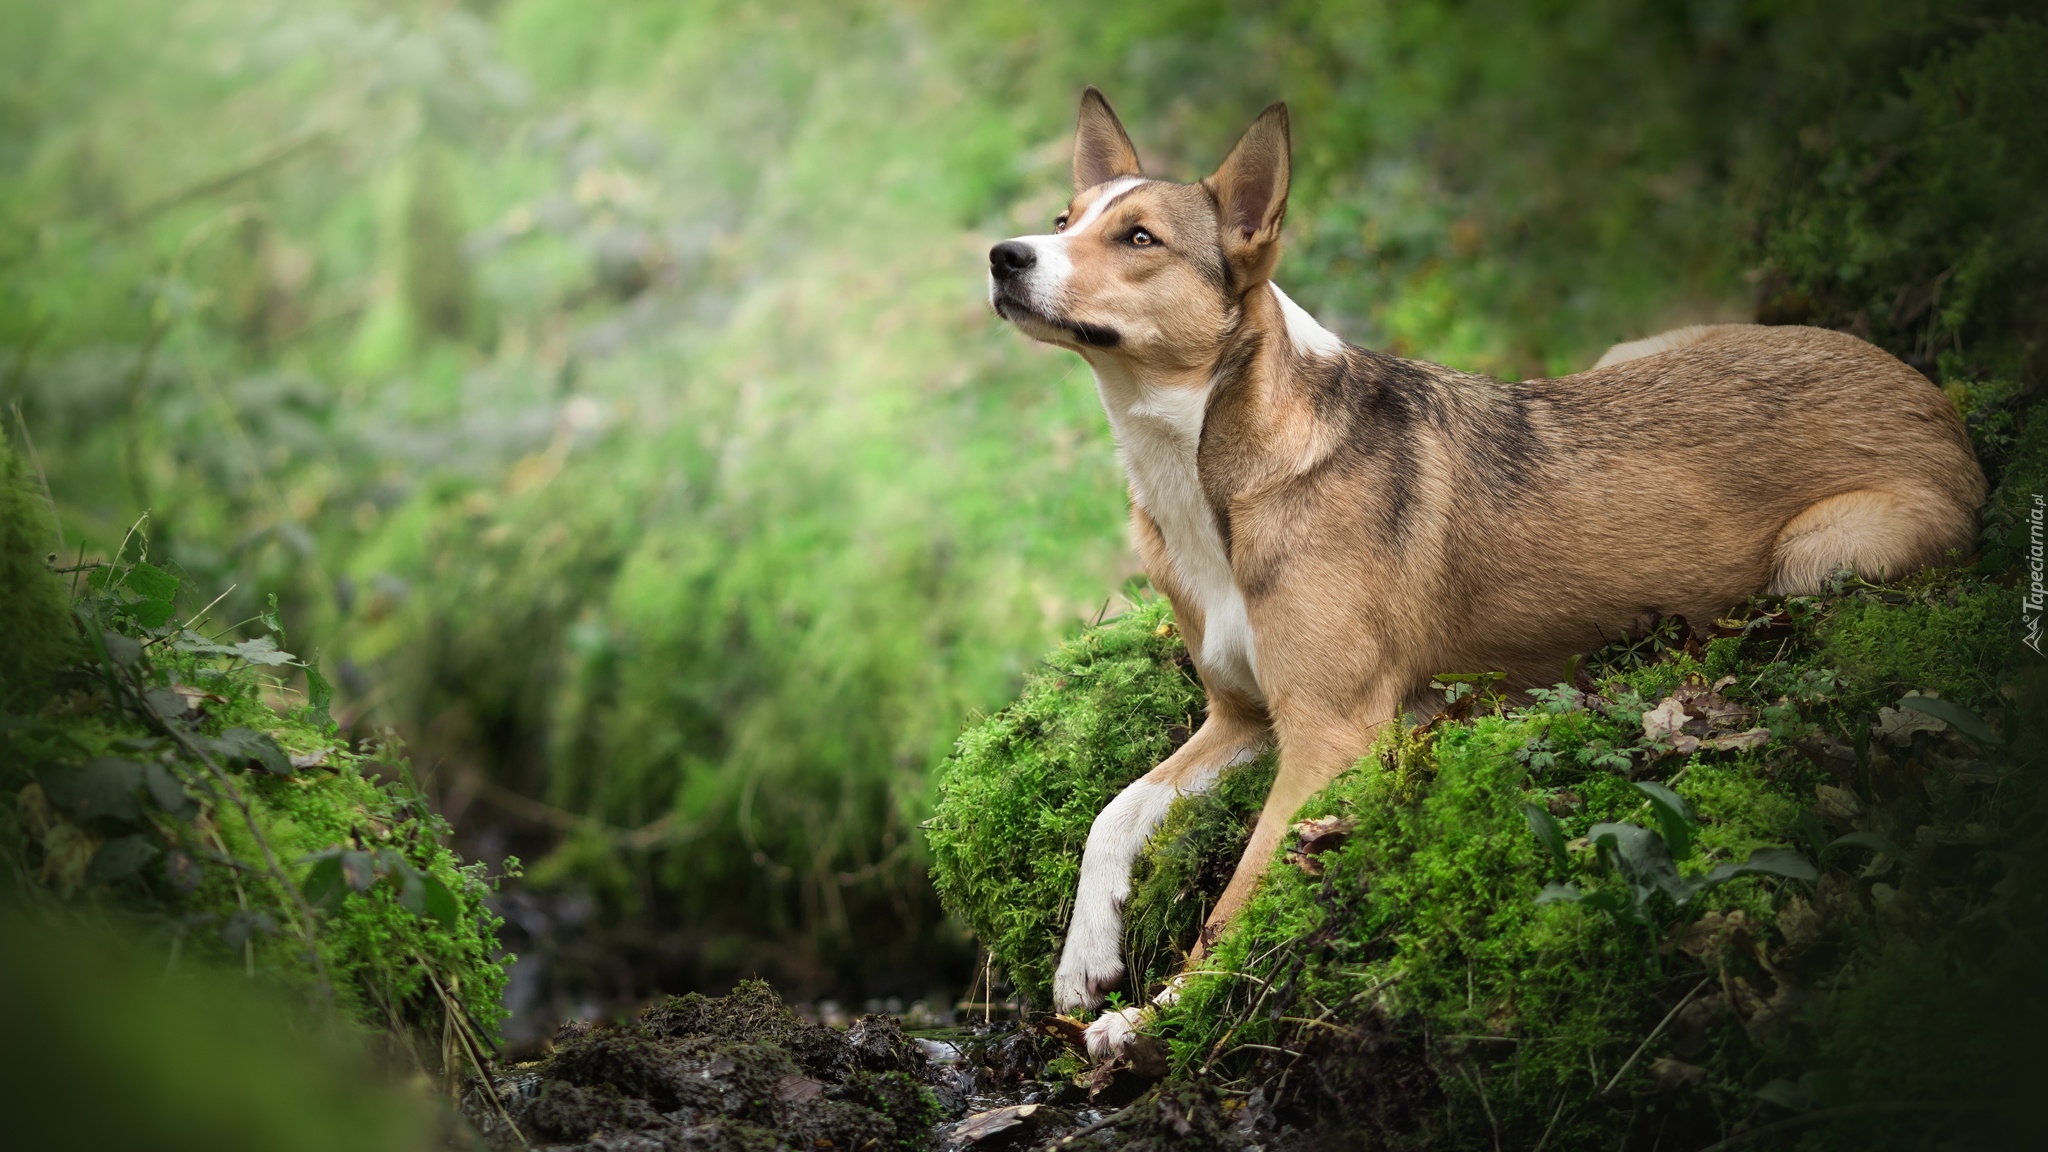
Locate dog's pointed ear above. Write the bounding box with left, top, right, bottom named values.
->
left=1074, top=87, right=1143, bottom=190
left=1203, top=102, right=1291, bottom=288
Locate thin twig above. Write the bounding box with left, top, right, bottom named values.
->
left=1600, top=978, right=1710, bottom=1097
left=424, top=962, right=526, bottom=1145
left=1531, top=1084, right=1571, bottom=1152
left=1047, top=1096, right=1146, bottom=1148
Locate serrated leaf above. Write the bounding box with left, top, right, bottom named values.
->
left=304, top=657, right=334, bottom=729
left=124, top=562, right=179, bottom=602
left=1633, top=781, right=1698, bottom=862
left=128, top=597, right=177, bottom=628
left=40, top=758, right=144, bottom=823
left=229, top=635, right=296, bottom=667
left=1896, top=695, right=2002, bottom=745
left=88, top=834, right=160, bottom=883
left=1524, top=803, right=1570, bottom=870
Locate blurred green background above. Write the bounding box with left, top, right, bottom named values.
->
left=4, top=0, right=2032, bottom=1040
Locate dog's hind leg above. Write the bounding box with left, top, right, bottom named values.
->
left=1052, top=703, right=1270, bottom=1015
left=1767, top=488, right=1975, bottom=594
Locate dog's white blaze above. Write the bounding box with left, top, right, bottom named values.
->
left=1066, top=176, right=1147, bottom=236
left=987, top=178, right=1151, bottom=313
left=1054, top=743, right=1262, bottom=1012
left=1092, top=361, right=1262, bottom=701
left=1271, top=282, right=1346, bottom=358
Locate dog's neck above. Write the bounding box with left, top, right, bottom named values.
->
left=1083, top=281, right=1344, bottom=702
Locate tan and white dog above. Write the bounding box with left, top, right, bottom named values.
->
left=987, top=89, right=1984, bottom=1045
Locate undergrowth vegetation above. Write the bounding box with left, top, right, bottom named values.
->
left=1, top=437, right=507, bottom=1076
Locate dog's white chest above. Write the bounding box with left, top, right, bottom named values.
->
left=1095, top=368, right=1262, bottom=702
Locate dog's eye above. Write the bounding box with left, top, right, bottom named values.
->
left=1054, top=215, right=1069, bottom=233
left=1129, top=228, right=1155, bottom=246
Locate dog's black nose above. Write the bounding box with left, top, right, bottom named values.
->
left=989, top=240, right=1036, bottom=280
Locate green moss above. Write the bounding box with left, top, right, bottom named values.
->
left=926, top=596, right=1211, bottom=1006
left=1819, top=585, right=2017, bottom=707
left=0, top=538, right=508, bottom=1055
left=0, top=438, right=76, bottom=711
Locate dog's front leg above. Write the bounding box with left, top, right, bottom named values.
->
left=1052, top=705, right=1269, bottom=1014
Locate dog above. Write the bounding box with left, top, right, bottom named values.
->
left=986, top=88, right=1985, bottom=1050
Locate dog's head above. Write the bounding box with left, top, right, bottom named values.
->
left=989, top=88, right=1292, bottom=375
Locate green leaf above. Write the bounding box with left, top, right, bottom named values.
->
left=128, top=597, right=177, bottom=628
left=397, top=866, right=428, bottom=916
left=40, top=758, right=144, bottom=823
left=1825, top=830, right=1909, bottom=862
left=1895, top=695, right=2002, bottom=745
left=340, top=850, right=377, bottom=892
left=88, top=834, right=161, bottom=883
left=228, top=636, right=295, bottom=667
left=1589, top=821, right=1681, bottom=910
left=418, top=873, right=463, bottom=928
left=1633, top=781, right=1698, bottom=862
left=302, top=852, right=347, bottom=910
left=304, top=656, right=334, bottom=729
left=143, top=762, right=194, bottom=815
left=100, top=631, right=143, bottom=669
left=124, top=562, right=179, bottom=602
left=211, top=728, right=293, bottom=776
left=1524, top=803, right=1570, bottom=870
left=1698, top=847, right=1819, bottom=892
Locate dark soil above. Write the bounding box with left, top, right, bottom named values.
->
left=463, top=980, right=1290, bottom=1152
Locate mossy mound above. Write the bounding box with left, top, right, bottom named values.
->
left=0, top=437, right=507, bottom=1064
left=930, top=19, right=2048, bottom=1149
left=468, top=979, right=941, bottom=1150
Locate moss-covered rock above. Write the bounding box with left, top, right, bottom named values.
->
left=0, top=455, right=507, bottom=1060
left=930, top=20, right=2048, bottom=1149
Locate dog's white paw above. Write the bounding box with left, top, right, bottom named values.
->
left=1083, top=1005, right=1147, bottom=1063
left=1051, top=936, right=1124, bottom=1014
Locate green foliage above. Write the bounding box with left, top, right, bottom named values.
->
left=0, top=502, right=507, bottom=1062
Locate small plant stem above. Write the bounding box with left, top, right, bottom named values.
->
left=424, top=962, right=525, bottom=1145
left=1530, top=1083, right=1571, bottom=1152
left=1600, top=977, right=1710, bottom=1097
